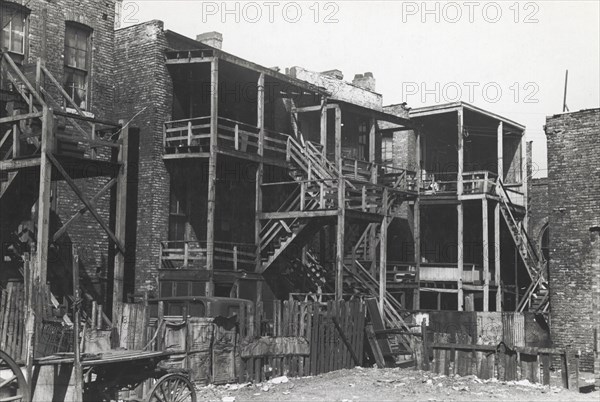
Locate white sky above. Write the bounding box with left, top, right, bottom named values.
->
left=121, top=0, right=600, bottom=178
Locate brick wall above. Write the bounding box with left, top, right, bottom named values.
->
left=545, top=108, right=600, bottom=372
left=114, top=20, right=173, bottom=296
left=5, top=0, right=118, bottom=302
left=528, top=178, right=548, bottom=252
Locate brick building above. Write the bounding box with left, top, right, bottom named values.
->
left=545, top=108, right=600, bottom=372
left=1, top=0, right=122, bottom=308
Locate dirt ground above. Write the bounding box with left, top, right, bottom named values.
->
left=195, top=367, right=599, bottom=402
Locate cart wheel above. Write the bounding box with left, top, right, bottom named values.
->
left=146, top=373, right=196, bottom=402
left=0, top=349, right=30, bottom=402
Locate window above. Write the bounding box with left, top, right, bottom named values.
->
left=64, top=23, right=91, bottom=110
left=1, top=3, right=29, bottom=61
left=382, top=136, right=394, bottom=164
left=358, top=121, right=368, bottom=161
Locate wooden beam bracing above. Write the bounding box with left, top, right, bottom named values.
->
left=47, top=153, right=125, bottom=254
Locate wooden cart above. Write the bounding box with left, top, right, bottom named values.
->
left=0, top=348, right=197, bottom=402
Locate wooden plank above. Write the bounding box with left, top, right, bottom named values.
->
left=541, top=353, right=550, bottom=385
left=457, top=202, right=464, bottom=310
left=365, top=323, right=385, bottom=368
left=494, top=202, right=501, bottom=310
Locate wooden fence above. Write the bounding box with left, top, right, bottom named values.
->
left=0, top=281, right=26, bottom=362
left=238, top=299, right=366, bottom=382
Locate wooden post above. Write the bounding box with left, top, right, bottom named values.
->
left=379, top=188, right=388, bottom=316
left=414, top=130, right=421, bottom=309
left=335, top=178, right=345, bottom=300
left=457, top=108, right=464, bottom=196
left=482, top=197, right=489, bottom=311
left=112, top=121, right=128, bottom=324
left=320, top=96, right=327, bottom=153
left=206, top=58, right=219, bottom=296
left=257, top=73, right=265, bottom=156
left=72, top=249, right=83, bottom=400
left=369, top=117, right=377, bottom=184
left=497, top=121, right=503, bottom=181
left=34, top=107, right=53, bottom=289
left=255, top=72, right=265, bottom=302
left=334, top=106, right=342, bottom=171
left=457, top=109, right=464, bottom=311
left=495, top=202, right=501, bottom=311
left=457, top=202, right=464, bottom=311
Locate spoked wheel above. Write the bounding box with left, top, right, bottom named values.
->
left=0, top=349, right=29, bottom=402
left=145, top=373, right=196, bottom=402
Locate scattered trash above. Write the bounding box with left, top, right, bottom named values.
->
left=269, top=375, right=289, bottom=384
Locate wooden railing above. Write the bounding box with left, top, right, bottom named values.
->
left=421, top=171, right=458, bottom=194
left=163, top=116, right=290, bottom=161
left=163, top=116, right=211, bottom=152
left=462, top=171, right=497, bottom=195
left=160, top=240, right=256, bottom=271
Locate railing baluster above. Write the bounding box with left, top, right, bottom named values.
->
left=234, top=123, right=239, bottom=150
left=187, top=120, right=192, bottom=147
left=233, top=246, right=238, bottom=271
left=184, top=242, right=189, bottom=268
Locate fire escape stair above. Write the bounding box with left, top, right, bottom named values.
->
left=497, top=181, right=549, bottom=313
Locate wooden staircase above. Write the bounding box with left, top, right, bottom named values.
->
left=497, top=180, right=549, bottom=313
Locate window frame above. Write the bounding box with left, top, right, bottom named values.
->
left=0, top=2, right=30, bottom=62
left=63, top=22, right=93, bottom=110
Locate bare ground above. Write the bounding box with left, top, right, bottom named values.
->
left=195, top=367, right=599, bottom=402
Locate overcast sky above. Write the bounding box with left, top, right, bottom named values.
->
left=121, top=1, right=600, bottom=178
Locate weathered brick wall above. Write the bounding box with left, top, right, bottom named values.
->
left=114, top=20, right=172, bottom=296
left=6, top=0, right=117, bottom=302
left=528, top=178, right=548, bottom=253
left=545, top=108, right=600, bottom=372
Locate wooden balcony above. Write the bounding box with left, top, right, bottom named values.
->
left=159, top=240, right=257, bottom=272
left=163, top=116, right=289, bottom=165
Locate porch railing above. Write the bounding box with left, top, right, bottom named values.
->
left=160, top=240, right=256, bottom=271
left=163, top=116, right=290, bottom=161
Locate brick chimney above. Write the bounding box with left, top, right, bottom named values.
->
left=321, top=69, right=344, bottom=80
left=196, top=31, right=223, bottom=49
left=352, top=72, right=376, bottom=92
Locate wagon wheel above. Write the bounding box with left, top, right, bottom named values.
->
left=145, top=373, right=196, bottom=402
left=0, top=349, right=30, bottom=402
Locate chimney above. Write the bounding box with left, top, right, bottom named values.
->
left=196, top=31, right=223, bottom=49
left=353, top=72, right=376, bottom=92
left=321, top=69, right=344, bottom=80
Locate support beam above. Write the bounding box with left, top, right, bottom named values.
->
left=257, top=73, right=265, bottom=156
left=379, top=188, right=389, bottom=316
left=320, top=96, right=327, bottom=152
left=457, top=108, right=464, bottom=196
left=369, top=117, right=377, bottom=184
left=255, top=72, right=265, bottom=281
left=112, top=122, right=129, bottom=323
left=414, top=131, right=421, bottom=309
left=497, top=121, right=503, bottom=180
left=206, top=58, right=219, bottom=296
left=457, top=202, right=464, bottom=311
left=334, top=106, right=342, bottom=171
left=34, top=107, right=54, bottom=288
left=495, top=201, right=502, bottom=311
left=335, top=178, right=345, bottom=300
left=482, top=197, right=489, bottom=311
